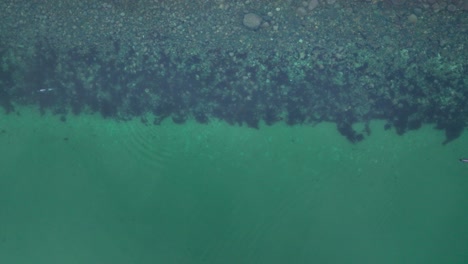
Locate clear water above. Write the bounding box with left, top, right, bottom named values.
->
left=1, top=107, right=467, bottom=263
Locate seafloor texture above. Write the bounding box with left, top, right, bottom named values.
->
left=0, top=0, right=467, bottom=142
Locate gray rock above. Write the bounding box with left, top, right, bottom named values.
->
left=243, top=13, right=262, bottom=30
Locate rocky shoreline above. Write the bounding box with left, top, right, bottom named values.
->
left=0, top=0, right=467, bottom=143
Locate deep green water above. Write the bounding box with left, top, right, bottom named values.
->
left=0, top=108, right=467, bottom=264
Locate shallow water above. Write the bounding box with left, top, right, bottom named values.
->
left=0, top=107, right=467, bottom=264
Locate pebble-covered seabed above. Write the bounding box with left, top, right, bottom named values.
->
left=0, top=0, right=467, bottom=143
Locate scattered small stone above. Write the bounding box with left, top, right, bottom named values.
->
left=438, top=2, right=447, bottom=10
left=447, top=4, right=457, bottom=12
left=296, top=7, right=307, bottom=16
left=408, top=14, right=418, bottom=24
left=243, top=13, right=262, bottom=30
left=413, top=8, right=422, bottom=15
left=308, top=0, right=319, bottom=11
left=391, top=0, right=406, bottom=5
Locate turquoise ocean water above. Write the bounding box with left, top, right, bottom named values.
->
left=0, top=107, right=467, bottom=264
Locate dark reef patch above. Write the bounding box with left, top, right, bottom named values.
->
left=1, top=40, right=466, bottom=144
